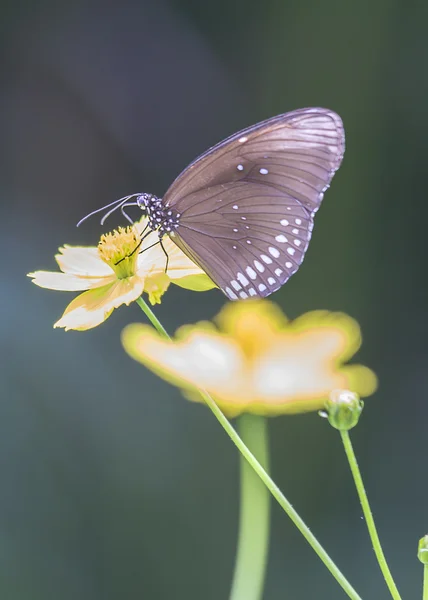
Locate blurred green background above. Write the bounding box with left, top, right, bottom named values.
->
left=1, top=0, right=427, bottom=598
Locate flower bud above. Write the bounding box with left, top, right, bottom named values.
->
left=323, top=389, right=363, bottom=430
left=418, top=535, right=428, bottom=564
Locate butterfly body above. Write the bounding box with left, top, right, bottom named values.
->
left=136, top=193, right=181, bottom=236
left=132, top=107, right=345, bottom=299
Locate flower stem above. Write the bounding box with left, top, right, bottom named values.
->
left=230, top=415, right=270, bottom=600
left=136, top=297, right=169, bottom=337
left=136, top=296, right=363, bottom=600
left=423, top=565, right=428, bottom=600
left=340, top=430, right=402, bottom=600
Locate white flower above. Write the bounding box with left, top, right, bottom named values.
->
left=29, top=217, right=215, bottom=331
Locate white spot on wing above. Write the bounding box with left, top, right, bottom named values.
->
left=280, top=219, right=289, bottom=226
left=258, top=283, right=267, bottom=292
left=275, top=268, right=283, bottom=276
left=237, top=164, right=244, bottom=171
left=275, top=234, right=288, bottom=243
left=292, top=228, right=299, bottom=234
left=239, top=291, right=248, bottom=299
left=239, top=136, right=248, bottom=143
left=231, top=280, right=241, bottom=291
left=268, top=277, right=276, bottom=285
left=294, top=239, right=301, bottom=246
left=225, top=287, right=238, bottom=300
left=295, top=218, right=302, bottom=225
left=259, top=168, right=269, bottom=175
left=246, top=266, right=257, bottom=279
left=268, top=246, right=280, bottom=258
left=260, top=254, right=272, bottom=264
left=233, top=205, right=239, bottom=210
left=237, top=272, right=249, bottom=287
left=287, top=247, right=296, bottom=256
left=248, top=288, right=257, bottom=296
left=254, top=260, right=265, bottom=273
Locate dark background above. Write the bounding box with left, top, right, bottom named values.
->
left=1, top=0, right=427, bottom=598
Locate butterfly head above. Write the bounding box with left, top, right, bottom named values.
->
left=136, top=193, right=180, bottom=236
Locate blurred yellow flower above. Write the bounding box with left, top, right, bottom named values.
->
left=122, top=301, right=377, bottom=417
left=28, top=217, right=215, bottom=331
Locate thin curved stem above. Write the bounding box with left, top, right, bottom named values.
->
left=136, top=297, right=169, bottom=337
left=423, top=565, right=428, bottom=600
left=230, top=415, right=270, bottom=600
left=136, top=296, right=363, bottom=600
left=340, top=430, right=402, bottom=600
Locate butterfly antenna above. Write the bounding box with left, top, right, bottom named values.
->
left=120, top=202, right=139, bottom=224
left=99, top=200, right=133, bottom=226
left=76, top=194, right=140, bottom=227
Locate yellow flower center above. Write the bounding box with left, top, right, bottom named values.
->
left=216, top=300, right=286, bottom=360
left=97, top=226, right=140, bottom=279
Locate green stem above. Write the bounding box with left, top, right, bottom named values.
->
left=136, top=296, right=363, bottom=600
left=423, top=565, right=428, bottom=600
left=136, top=297, right=169, bottom=337
left=230, top=415, right=270, bottom=600
left=340, top=430, right=402, bottom=600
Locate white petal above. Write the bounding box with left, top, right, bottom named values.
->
left=54, top=277, right=145, bottom=330
left=28, top=271, right=115, bottom=291
left=140, top=235, right=207, bottom=279
left=253, top=345, right=339, bottom=401
left=124, top=328, right=245, bottom=392
left=56, top=246, right=113, bottom=276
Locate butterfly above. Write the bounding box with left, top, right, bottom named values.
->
left=81, top=107, right=345, bottom=300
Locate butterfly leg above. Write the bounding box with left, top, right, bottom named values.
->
left=134, top=232, right=169, bottom=273
left=159, top=238, right=169, bottom=274
left=115, top=227, right=152, bottom=265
